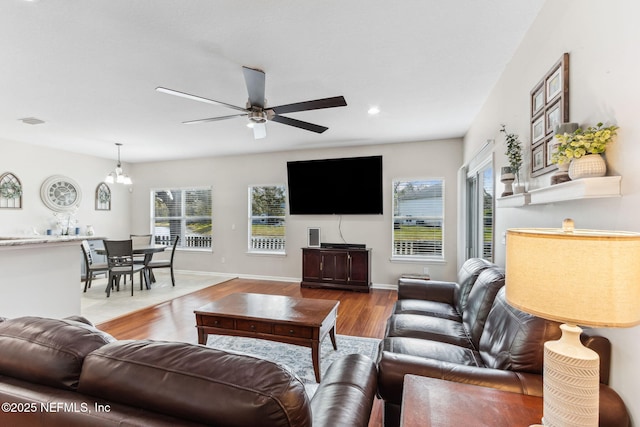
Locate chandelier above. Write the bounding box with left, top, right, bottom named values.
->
left=105, top=143, right=132, bottom=185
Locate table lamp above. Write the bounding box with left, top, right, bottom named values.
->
left=505, top=219, right=640, bottom=427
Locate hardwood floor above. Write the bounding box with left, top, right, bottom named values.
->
left=97, top=278, right=397, bottom=427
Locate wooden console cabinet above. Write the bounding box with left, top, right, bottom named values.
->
left=301, top=247, right=371, bottom=292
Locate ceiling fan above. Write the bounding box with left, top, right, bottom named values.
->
left=156, top=66, right=347, bottom=139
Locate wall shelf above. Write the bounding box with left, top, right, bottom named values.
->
left=497, top=176, right=621, bottom=207
left=496, top=193, right=530, bottom=208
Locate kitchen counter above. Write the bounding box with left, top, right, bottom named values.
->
left=0, top=235, right=99, bottom=247
left=0, top=236, right=104, bottom=319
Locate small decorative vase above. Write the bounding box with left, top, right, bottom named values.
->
left=513, top=183, right=525, bottom=194
left=86, top=225, right=95, bottom=236
left=551, top=161, right=571, bottom=185
left=568, top=154, right=607, bottom=180
left=500, top=167, right=515, bottom=197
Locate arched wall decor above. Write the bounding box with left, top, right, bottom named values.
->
left=0, top=172, right=23, bottom=209
left=95, top=182, right=111, bottom=211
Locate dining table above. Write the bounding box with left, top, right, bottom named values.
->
left=96, top=243, right=166, bottom=290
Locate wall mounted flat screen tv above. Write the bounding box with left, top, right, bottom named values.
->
left=287, top=155, right=383, bottom=215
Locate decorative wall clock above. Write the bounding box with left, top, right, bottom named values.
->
left=40, top=175, right=82, bottom=211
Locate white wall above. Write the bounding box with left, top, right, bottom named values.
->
left=464, top=0, right=640, bottom=423
left=130, top=139, right=463, bottom=286
left=1, top=136, right=462, bottom=287
left=0, top=138, right=131, bottom=239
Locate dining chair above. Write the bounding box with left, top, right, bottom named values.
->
left=128, top=234, right=153, bottom=283
left=103, top=239, right=146, bottom=297
left=147, top=235, right=180, bottom=286
left=81, top=240, right=109, bottom=292
left=130, top=234, right=152, bottom=262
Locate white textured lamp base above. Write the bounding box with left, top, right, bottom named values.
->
left=541, top=324, right=600, bottom=427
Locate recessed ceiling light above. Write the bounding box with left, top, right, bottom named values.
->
left=368, top=107, right=380, bottom=115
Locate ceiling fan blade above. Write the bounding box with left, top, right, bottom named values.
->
left=182, top=114, right=247, bottom=125
left=252, top=122, right=267, bottom=139
left=156, top=87, right=247, bottom=113
left=242, top=67, right=266, bottom=108
left=270, top=96, right=347, bottom=115
left=270, top=115, right=328, bottom=134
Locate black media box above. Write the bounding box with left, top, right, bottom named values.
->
left=320, top=243, right=366, bottom=249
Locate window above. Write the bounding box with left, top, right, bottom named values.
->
left=152, top=187, right=212, bottom=250
left=392, top=179, right=444, bottom=259
left=465, top=161, right=494, bottom=262
left=248, top=185, right=286, bottom=253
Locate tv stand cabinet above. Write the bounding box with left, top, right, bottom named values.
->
left=301, top=247, right=371, bottom=292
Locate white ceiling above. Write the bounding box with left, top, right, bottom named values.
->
left=0, top=0, right=544, bottom=163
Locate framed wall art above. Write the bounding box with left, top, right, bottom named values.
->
left=532, top=145, right=545, bottom=173
left=95, top=182, right=111, bottom=211
left=530, top=53, right=569, bottom=177
left=0, top=172, right=23, bottom=209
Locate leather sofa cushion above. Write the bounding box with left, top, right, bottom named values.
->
left=0, top=316, right=115, bottom=391
left=78, top=340, right=312, bottom=427
left=479, top=288, right=561, bottom=373
left=379, top=337, right=483, bottom=367
left=461, top=267, right=505, bottom=348
left=385, top=314, right=472, bottom=348
left=452, top=258, right=495, bottom=313
left=393, top=299, right=461, bottom=321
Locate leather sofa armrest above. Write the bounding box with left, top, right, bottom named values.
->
left=311, top=354, right=377, bottom=427
left=581, top=331, right=611, bottom=385
left=376, top=351, right=543, bottom=405
left=397, top=279, right=457, bottom=303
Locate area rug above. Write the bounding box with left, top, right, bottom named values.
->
left=206, top=333, right=380, bottom=395
left=81, top=271, right=234, bottom=325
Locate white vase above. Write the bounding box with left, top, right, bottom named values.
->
left=568, top=154, right=606, bottom=180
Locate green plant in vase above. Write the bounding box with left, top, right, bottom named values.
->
left=500, top=124, right=523, bottom=192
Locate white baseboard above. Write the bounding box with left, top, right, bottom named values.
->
left=175, top=270, right=397, bottom=291
left=372, top=283, right=398, bottom=291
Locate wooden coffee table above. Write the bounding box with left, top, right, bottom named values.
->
left=194, top=293, right=340, bottom=382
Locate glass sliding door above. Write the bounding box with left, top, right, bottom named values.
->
left=465, top=159, right=494, bottom=262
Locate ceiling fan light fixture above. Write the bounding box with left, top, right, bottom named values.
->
left=368, top=106, right=381, bottom=115
left=248, top=110, right=267, bottom=124
left=158, top=65, right=346, bottom=140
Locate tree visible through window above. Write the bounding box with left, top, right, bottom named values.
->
left=249, top=185, right=286, bottom=253
left=392, top=179, right=444, bottom=258
left=152, top=187, right=212, bottom=249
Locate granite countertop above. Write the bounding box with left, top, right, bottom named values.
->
left=0, top=236, right=104, bottom=247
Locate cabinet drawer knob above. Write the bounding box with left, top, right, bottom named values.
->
left=213, top=320, right=219, bottom=326
left=289, top=329, right=295, bottom=334
left=250, top=324, right=256, bottom=330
